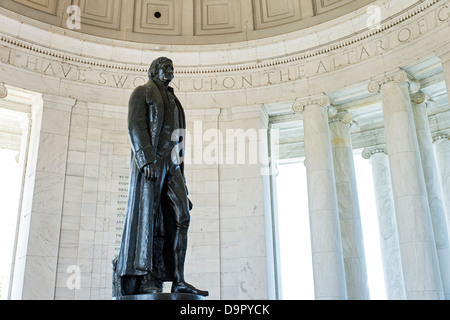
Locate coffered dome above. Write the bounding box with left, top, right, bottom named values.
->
left=1, top=0, right=375, bottom=45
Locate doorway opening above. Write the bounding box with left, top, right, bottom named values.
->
left=0, top=148, right=22, bottom=299
left=0, top=85, right=38, bottom=299
left=275, top=154, right=386, bottom=300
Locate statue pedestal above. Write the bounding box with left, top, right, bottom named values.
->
left=113, top=293, right=205, bottom=300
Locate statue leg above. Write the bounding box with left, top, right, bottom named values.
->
left=139, top=274, right=163, bottom=294
left=166, top=166, right=209, bottom=297
left=165, top=169, right=190, bottom=284
left=172, top=225, right=189, bottom=284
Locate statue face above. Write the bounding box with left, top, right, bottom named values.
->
left=156, top=61, right=174, bottom=84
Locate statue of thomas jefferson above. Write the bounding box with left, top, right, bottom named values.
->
left=112, top=57, right=208, bottom=298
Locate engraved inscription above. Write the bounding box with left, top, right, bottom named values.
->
left=114, top=174, right=129, bottom=254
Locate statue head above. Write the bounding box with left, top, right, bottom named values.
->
left=148, top=57, right=174, bottom=84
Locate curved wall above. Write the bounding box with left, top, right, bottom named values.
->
left=1, top=0, right=450, bottom=300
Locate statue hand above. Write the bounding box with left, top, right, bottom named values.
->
left=143, top=162, right=157, bottom=181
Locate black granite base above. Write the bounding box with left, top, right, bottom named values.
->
left=113, top=293, right=205, bottom=300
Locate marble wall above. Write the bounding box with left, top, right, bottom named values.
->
left=53, top=101, right=129, bottom=300
left=11, top=94, right=76, bottom=300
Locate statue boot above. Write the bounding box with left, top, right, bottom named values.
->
left=139, top=275, right=163, bottom=294
left=170, top=227, right=209, bottom=297
left=171, top=281, right=209, bottom=297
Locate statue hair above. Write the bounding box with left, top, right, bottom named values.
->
left=148, top=57, right=173, bottom=79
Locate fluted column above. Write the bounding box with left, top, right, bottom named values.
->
left=293, top=94, right=347, bottom=300
left=362, top=146, right=406, bottom=300
left=329, top=111, right=369, bottom=300
left=368, top=69, right=444, bottom=300
left=412, top=92, right=450, bottom=299
left=433, top=133, right=450, bottom=231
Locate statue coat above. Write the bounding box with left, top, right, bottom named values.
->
left=115, top=79, right=187, bottom=280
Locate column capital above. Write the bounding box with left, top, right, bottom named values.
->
left=0, top=82, right=8, bottom=99
left=368, top=69, right=421, bottom=94
left=411, top=91, right=436, bottom=111
left=329, top=110, right=361, bottom=132
left=433, top=132, right=450, bottom=143
left=292, top=93, right=330, bottom=113
left=329, top=110, right=353, bottom=125
left=362, top=144, right=388, bottom=159
left=412, top=91, right=427, bottom=104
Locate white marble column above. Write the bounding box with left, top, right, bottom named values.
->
left=11, top=94, right=75, bottom=300
left=433, top=133, right=450, bottom=232
left=293, top=94, right=347, bottom=300
left=362, top=146, right=406, bottom=300
left=329, top=111, right=369, bottom=300
left=412, top=92, right=450, bottom=299
left=261, top=109, right=282, bottom=300
left=368, top=70, right=444, bottom=300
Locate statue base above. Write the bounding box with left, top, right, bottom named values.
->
left=113, top=293, right=206, bottom=301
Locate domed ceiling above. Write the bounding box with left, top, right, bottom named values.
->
left=1, top=0, right=375, bottom=45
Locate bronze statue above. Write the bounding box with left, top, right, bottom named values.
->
left=112, top=57, right=208, bottom=298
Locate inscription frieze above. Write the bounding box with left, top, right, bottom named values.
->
left=0, top=2, right=448, bottom=92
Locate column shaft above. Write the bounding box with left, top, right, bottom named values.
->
left=412, top=94, right=450, bottom=299
left=435, top=47, right=450, bottom=225
left=363, top=148, right=406, bottom=300
left=294, top=95, right=347, bottom=300
left=329, top=112, right=369, bottom=300
left=433, top=134, right=450, bottom=232
left=369, top=70, right=444, bottom=300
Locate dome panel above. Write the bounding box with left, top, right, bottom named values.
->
left=0, top=0, right=376, bottom=45
left=73, top=0, right=122, bottom=30
left=134, top=0, right=182, bottom=35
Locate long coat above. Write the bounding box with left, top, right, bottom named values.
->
left=115, top=79, right=187, bottom=280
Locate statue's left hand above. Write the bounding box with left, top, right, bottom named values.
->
left=143, top=162, right=157, bottom=181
